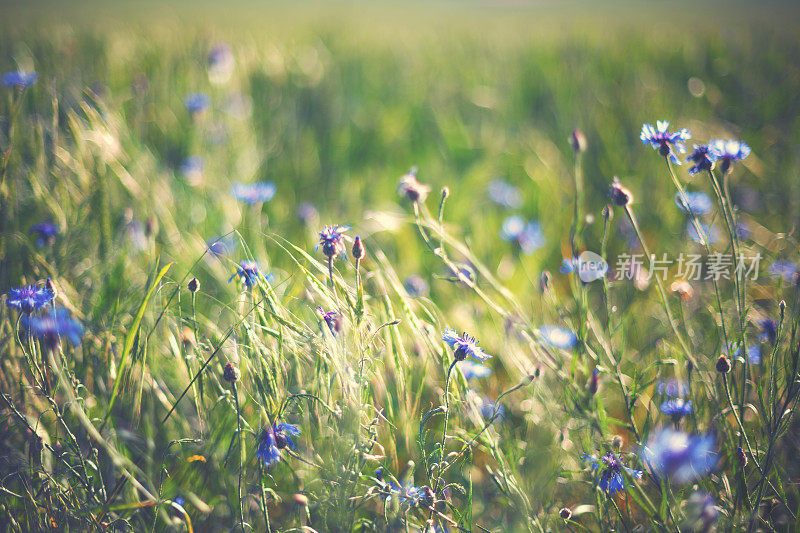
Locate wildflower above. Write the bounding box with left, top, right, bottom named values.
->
left=736, top=222, right=751, bottom=240
left=296, top=202, right=318, bottom=226
left=587, top=369, right=599, bottom=395
left=228, top=260, right=262, bottom=287
left=318, top=307, right=343, bottom=336
left=686, top=492, right=719, bottom=530
left=442, top=328, right=492, bottom=362
left=670, top=280, right=694, bottom=300
left=640, top=121, right=691, bottom=164
left=397, top=169, right=431, bottom=203
left=223, top=362, right=240, bottom=383
left=570, top=129, right=587, bottom=153
left=352, top=236, right=365, bottom=261
left=758, top=318, right=778, bottom=345
left=487, top=179, right=523, bottom=208
left=609, top=179, right=633, bottom=206
left=611, top=435, right=624, bottom=450
left=22, top=307, right=84, bottom=350
left=458, top=360, right=492, bottom=380
left=768, top=260, right=797, bottom=281
left=318, top=224, right=350, bottom=260
left=187, top=277, right=200, bottom=293
left=641, top=428, right=717, bottom=484
left=207, top=235, right=237, bottom=256
left=660, top=398, right=693, bottom=420
left=231, top=182, right=276, bottom=204
left=256, top=423, right=301, bottom=468
left=500, top=216, right=545, bottom=255
left=559, top=507, right=572, bottom=520
left=602, top=205, right=613, bottom=221
left=716, top=355, right=731, bottom=374
left=582, top=452, right=643, bottom=495
left=686, top=144, right=715, bottom=175
left=179, top=156, right=204, bottom=185
left=733, top=344, right=761, bottom=364
left=403, top=275, right=429, bottom=298
left=674, top=191, right=712, bottom=215
left=479, top=397, right=504, bottom=422
left=708, top=139, right=750, bottom=174
left=686, top=221, right=720, bottom=244
left=184, top=93, right=210, bottom=114
left=1, top=71, right=38, bottom=89
left=29, top=222, right=59, bottom=247
left=6, top=285, right=55, bottom=313
left=538, top=325, right=577, bottom=350
left=657, top=378, right=689, bottom=398
left=560, top=257, right=579, bottom=274
left=207, top=43, right=235, bottom=83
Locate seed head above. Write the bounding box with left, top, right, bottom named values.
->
left=223, top=362, right=240, bottom=383
left=559, top=507, right=572, bottom=520
left=570, top=129, right=587, bottom=153
left=609, top=179, right=633, bottom=207
left=188, top=277, right=200, bottom=293
left=352, top=236, right=365, bottom=261
left=736, top=446, right=747, bottom=467
left=716, top=355, right=731, bottom=374
left=602, top=204, right=613, bottom=221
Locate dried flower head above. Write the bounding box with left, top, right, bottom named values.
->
left=397, top=169, right=431, bottom=203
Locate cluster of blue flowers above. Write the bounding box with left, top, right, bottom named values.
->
left=256, top=423, right=302, bottom=468
left=499, top=215, right=545, bottom=255
left=2, top=70, right=38, bottom=89
left=231, top=181, right=277, bottom=204
left=658, top=379, right=693, bottom=421
left=582, top=453, right=643, bottom=495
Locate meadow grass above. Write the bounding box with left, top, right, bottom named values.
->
left=2, top=2, right=800, bottom=531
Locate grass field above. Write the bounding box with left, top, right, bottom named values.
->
left=2, top=1, right=800, bottom=531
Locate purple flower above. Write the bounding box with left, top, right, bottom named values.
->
left=686, top=221, right=720, bottom=244
left=458, top=360, right=492, bottom=380
left=660, top=398, right=693, bottom=420
left=487, top=179, right=523, bottom=209
left=640, top=121, right=691, bottom=164
left=256, top=423, right=301, bottom=468
left=538, top=325, right=577, bottom=350
left=674, top=191, right=712, bottom=215
left=22, top=307, right=84, bottom=350
left=708, top=139, right=750, bottom=174
left=759, top=318, right=778, bottom=345
left=479, top=397, right=505, bottom=422
left=184, top=93, right=210, bottom=114
left=317, top=225, right=350, bottom=260
left=583, top=453, right=643, bottom=495
left=768, top=260, right=797, bottom=281
left=732, top=343, right=761, bottom=364
left=403, top=275, right=429, bottom=298
left=231, top=182, right=276, bottom=204
left=686, top=144, right=715, bottom=175
left=2, top=71, right=38, bottom=89
left=318, top=307, right=343, bottom=336
left=207, top=235, right=237, bottom=257
left=500, top=216, right=545, bottom=255
left=657, top=379, right=689, bottom=398
left=641, top=428, right=717, bottom=485
left=228, top=260, right=263, bottom=287
left=179, top=156, right=205, bottom=185
left=29, top=222, right=59, bottom=247
left=442, top=329, right=491, bottom=362
left=207, top=43, right=235, bottom=82
left=296, top=202, right=318, bottom=226
left=687, top=492, right=719, bottom=529
left=6, top=285, right=55, bottom=313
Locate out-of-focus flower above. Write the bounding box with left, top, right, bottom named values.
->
left=686, top=144, right=715, bottom=175
left=1, top=71, right=38, bottom=89
left=22, top=307, right=84, bottom=350
left=296, top=202, right=318, bottom=226
left=538, top=325, right=577, bottom=350
left=207, top=43, right=235, bottom=83
left=708, top=139, right=750, bottom=174
left=487, top=179, right=523, bottom=209
left=228, top=260, right=264, bottom=287
left=686, top=221, right=720, bottom=244
left=640, top=121, right=691, bottom=164
left=318, top=224, right=350, bottom=260
left=397, top=169, right=431, bottom=203
left=179, top=156, right=205, bottom=185
left=317, top=307, right=343, bottom=336
left=657, top=379, right=689, bottom=398
left=207, top=235, right=237, bottom=256
left=29, top=222, right=59, bottom=247
left=736, top=222, right=751, bottom=240
left=733, top=343, right=761, bottom=364
left=768, top=260, right=797, bottom=281
left=660, top=398, right=693, bottom=420
left=500, top=216, right=545, bottom=255
left=458, top=360, right=491, bottom=380
left=403, top=275, right=429, bottom=298
left=442, top=329, right=492, bottom=362
left=6, top=285, right=55, bottom=313
left=759, top=318, right=778, bottom=345
left=570, top=129, right=587, bottom=153
left=670, top=280, right=694, bottom=300
left=184, top=93, right=210, bottom=114
left=479, top=397, right=505, bottom=422
left=674, top=191, right=712, bottom=215
left=685, top=492, right=719, bottom=531
left=560, top=257, right=579, bottom=274
left=583, top=453, right=643, bottom=495
left=587, top=368, right=599, bottom=395
left=231, top=182, right=276, bottom=204
left=641, top=428, right=717, bottom=485
left=257, top=423, right=301, bottom=468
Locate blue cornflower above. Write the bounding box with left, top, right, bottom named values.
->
left=538, top=325, right=577, bottom=350
left=29, top=222, right=59, bottom=247
left=231, top=182, right=276, bottom=204
left=207, top=235, right=237, bottom=257
left=22, top=307, right=84, bottom=350
left=228, top=260, right=263, bottom=287
left=479, top=397, right=505, bottom=422
left=686, top=144, right=715, bottom=175
left=296, top=202, right=318, bottom=226
left=403, top=275, right=429, bottom=298
left=583, top=453, right=643, bottom=495
left=179, top=156, right=204, bottom=184
left=737, top=222, right=751, bottom=240
left=318, top=224, right=350, bottom=260
left=674, top=191, right=712, bottom=216
left=500, top=216, right=545, bottom=255
left=442, top=328, right=492, bottom=362
left=708, top=139, right=750, bottom=174
left=6, top=285, right=55, bottom=313
left=660, top=398, right=693, bottom=420
left=657, top=379, right=689, bottom=398
left=2, top=71, right=38, bottom=89
left=317, top=307, right=343, bottom=336
left=640, top=121, right=691, bottom=164
left=732, top=344, right=761, bottom=364
left=487, top=179, right=523, bottom=209
left=207, top=43, right=235, bottom=82
left=256, top=423, right=301, bottom=468
left=458, top=360, right=492, bottom=380
left=184, top=93, right=210, bottom=114
left=641, top=428, right=717, bottom=485
left=768, top=260, right=797, bottom=281
left=560, top=257, right=579, bottom=274
left=759, top=318, right=778, bottom=345
left=687, top=492, right=719, bottom=529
